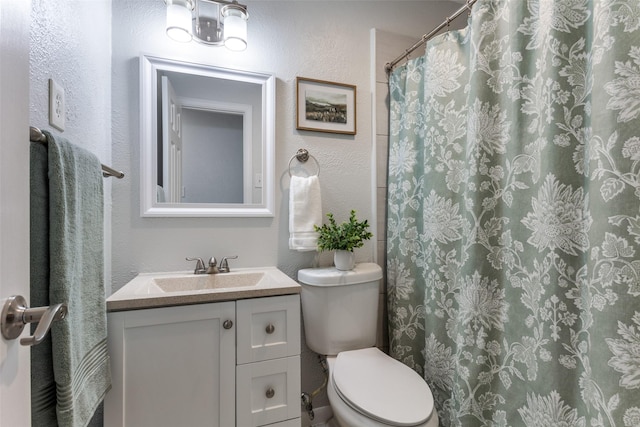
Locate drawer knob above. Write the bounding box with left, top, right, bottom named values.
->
left=223, top=319, right=233, bottom=330
left=266, top=387, right=275, bottom=399
left=265, top=323, right=275, bottom=334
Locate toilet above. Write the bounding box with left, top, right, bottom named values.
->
left=298, top=263, right=438, bottom=427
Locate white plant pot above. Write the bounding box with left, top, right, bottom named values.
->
left=334, top=250, right=355, bottom=271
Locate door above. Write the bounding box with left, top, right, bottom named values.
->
left=0, top=1, right=32, bottom=426
left=161, top=76, right=183, bottom=203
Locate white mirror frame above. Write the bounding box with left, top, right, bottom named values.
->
left=140, top=54, right=275, bottom=217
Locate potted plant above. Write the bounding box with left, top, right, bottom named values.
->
left=314, top=210, right=373, bottom=270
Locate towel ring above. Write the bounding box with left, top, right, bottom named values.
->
left=288, top=148, right=320, bottom=177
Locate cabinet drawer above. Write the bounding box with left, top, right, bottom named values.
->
left=262, top=419, right=301, bottom=426
left=237, top=294, right=300, bottom=364
left=236, top=356, right=301, bottom=427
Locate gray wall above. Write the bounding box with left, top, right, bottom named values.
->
left=181, top=109, right=244, bottom=203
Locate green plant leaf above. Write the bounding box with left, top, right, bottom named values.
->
left=314, top=210, right=373, bottom=252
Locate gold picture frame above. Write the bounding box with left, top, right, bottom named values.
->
left=296, top=77, right=356, bottom=135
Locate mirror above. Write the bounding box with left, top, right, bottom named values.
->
left=140, top=54, right=275, bottom=217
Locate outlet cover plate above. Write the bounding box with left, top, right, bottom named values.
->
left=49, top=79, right=65, bottom=131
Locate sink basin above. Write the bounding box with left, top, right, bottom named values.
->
left=154, top=272, right=265, bottom=292
left=107, top=267, right=301, bottom=311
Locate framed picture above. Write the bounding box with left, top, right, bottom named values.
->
left=296, top=77, right=356, bottom=135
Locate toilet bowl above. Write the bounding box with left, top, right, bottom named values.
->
left=298, top=263, right=439, bottom=427
left=326, top=348, right=438, bottom=427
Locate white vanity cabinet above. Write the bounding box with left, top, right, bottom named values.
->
left=104, top=294, right=301, bottom=427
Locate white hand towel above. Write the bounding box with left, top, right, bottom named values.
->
left=289, top=175, right=322, bottom=251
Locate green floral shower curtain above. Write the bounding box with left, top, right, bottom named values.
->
left=386, top=1, right=640, bottom=426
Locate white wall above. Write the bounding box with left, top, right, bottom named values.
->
left=30, top=0, right=113, bottom=287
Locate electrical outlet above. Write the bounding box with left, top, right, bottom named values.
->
left=49, top=79, right=65, bottom=131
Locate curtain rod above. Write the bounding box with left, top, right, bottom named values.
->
left=385, top=0, right=477, bottom=73
left=29, top=126, right=125, bottom=179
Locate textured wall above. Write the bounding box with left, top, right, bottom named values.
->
left=111, top=0, right=459, bottom=285
left=30, top=0, right=113, bottom=287
left=29, top=3, right=112, bottom=424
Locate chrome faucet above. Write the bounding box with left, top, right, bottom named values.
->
left=206, top=257, right=219, bottom=274
left=187, top=255, right=237, bottom=274
left=218, top=256, right=238, bottom=273
left=185, top=257, right=206, bottom=274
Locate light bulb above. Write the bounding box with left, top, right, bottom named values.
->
left=222, top=6, right=248, bottom=51
left=166, top=1, right=193, bottom=43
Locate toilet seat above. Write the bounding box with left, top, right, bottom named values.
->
left=332, top=348, right=434, bottom=427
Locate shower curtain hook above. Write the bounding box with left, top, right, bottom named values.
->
left=466, top=0, right=472, bottom=16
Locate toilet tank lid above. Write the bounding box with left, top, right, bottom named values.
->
left=298, top=262, right=382, bottom=286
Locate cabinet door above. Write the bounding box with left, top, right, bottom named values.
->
left=236, top=356, right=301, bottom=426
left=236, top=294, right=300, bottom=364
left=105, top=302, right=235, bottom=427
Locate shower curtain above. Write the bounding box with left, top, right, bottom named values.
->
left=386, top=1, right=640, bottom=426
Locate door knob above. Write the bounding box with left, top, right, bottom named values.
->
left=1, top=295, right=68, bottom=346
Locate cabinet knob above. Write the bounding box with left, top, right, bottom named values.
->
left=223, top=319, right=233, bottom=329
left=265, top=387, right=275, bottom=399
left=265, top=323, right=275, bottom=334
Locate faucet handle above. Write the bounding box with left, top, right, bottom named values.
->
left=186, top=257, right=206, bottom=274
left=219, top=256, right=238, bottom=273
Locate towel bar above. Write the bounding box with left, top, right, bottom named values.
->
left=1, top=295, right=68, bottom=346
left=29, top=126, right=125, bottom=179
left=288, top=148, right=320, bottom=177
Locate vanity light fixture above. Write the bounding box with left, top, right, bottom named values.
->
left=164, top=0, right=249, bottom=51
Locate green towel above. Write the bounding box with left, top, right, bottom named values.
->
left=30, top=132, right=111, bottom=427
left=31, top=141, right=57, bottom=424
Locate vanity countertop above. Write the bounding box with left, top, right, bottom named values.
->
left=107, top=267, right=300, bottom=312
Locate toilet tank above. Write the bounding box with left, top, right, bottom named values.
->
left=298, top=263, right=383, bottom=356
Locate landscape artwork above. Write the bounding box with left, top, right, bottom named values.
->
left=296, top=77, right=356, bottom=135
left=304, top=90, right=347, bottom=124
